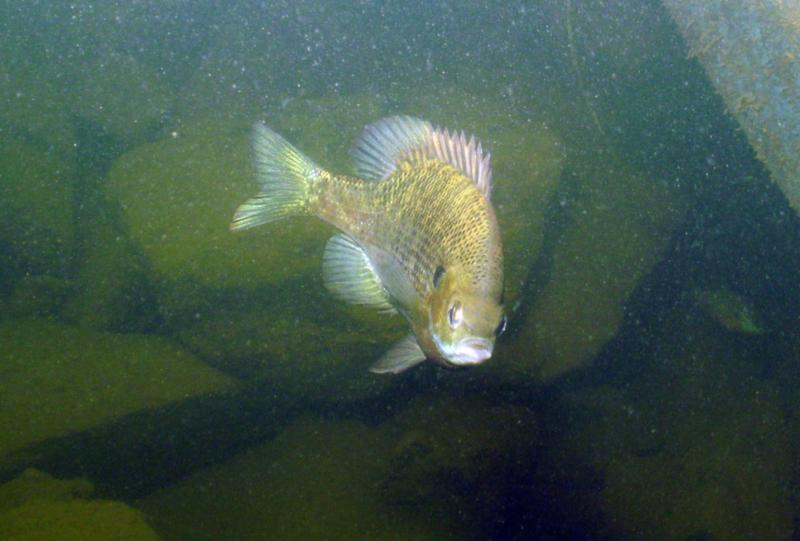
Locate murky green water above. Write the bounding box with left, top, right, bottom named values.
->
left=1, top=1, right=799, bottom=540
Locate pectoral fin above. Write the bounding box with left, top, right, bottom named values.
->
left=370, top=335, right=427, bottom=374
left=322, top=234, right=396, bottom=314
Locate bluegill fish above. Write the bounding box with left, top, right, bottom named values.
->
left=692, top=288, right=764, bottom=335
left=231, top=116, right=505, bottom=373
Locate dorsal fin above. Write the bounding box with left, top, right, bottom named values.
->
left=351, top=116, right=493, bottom=199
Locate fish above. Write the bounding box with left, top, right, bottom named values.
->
left=230, top=116, right=506, bottom=374
left=692, top=288, right=764, bottom=335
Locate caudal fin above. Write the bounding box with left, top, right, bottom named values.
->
left=230, top=122, right=321, bottom=231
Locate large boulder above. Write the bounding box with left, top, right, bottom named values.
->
left=0, top=469, right=92, bottom=513
left=139, top=396, right=539, bottom=540
left=0, top=499, right=161, bottom=541
left=139, top=415, right=461, bottom=541
left=380, top=396, right=540, bottom=534
left=501, top=153, right=689, bottom=380
left=0, top=468, right=161, bottom=540
left=0, top=319, right=237, bottom=464
left=170, top=290, right=403, bottom=400
left=596, top=380, right=792, bottom=541
left=61, top=208, right=157, bottom=333
left=105, top=117, right=330, bottom=292
left=564, top=313, right=794, bottom=541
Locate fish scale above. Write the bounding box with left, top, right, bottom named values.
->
left=312, top=160, right=497, bottom=302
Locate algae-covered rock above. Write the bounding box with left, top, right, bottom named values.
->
left=7, top=275, right=73, bottom=319
left=105, top=117, right=331, bottom=291
left=0, top=467, right=160, bottom=540
left=139, top=415, right=462, bottom=541
left=381, top=396, right=539, bottom=533
left=0, top=468, right=93, bottom=513
left=0, top=319, right=237, bottom=462
left=61, top=208, right=157, bottom=332
left=600, top=384, right=792, bottom=541
left=0, top=137, right=76, bottom=278
left=388, top=396, right=539, bottom=485
left=0, top=499, right=160, bottom=541
left=172, top=292, right=401, bottom=402
left=563, top=312, right=794, bottom=541
left=504, top=154, right=689, bottom=380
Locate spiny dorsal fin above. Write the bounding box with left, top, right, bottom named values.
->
left=351, top=116, right=433, bottom=181
left=351, top=116, right=493, bottom=199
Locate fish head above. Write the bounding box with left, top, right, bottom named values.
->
left=427, top=270, right=505, bottom=368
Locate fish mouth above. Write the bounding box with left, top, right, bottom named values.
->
left=443, top=337, right=493, bottom=367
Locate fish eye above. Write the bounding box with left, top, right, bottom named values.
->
left=495, top=315, right=507, bottom=336
left=448, top=300, right=463, bottom=328
left=433, top=265, right=445, bottom=288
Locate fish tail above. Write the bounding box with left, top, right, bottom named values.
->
left=230, top=122, right=322, bottom=231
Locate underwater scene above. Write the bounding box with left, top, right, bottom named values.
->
left=1, top=1, right=800, bottom=539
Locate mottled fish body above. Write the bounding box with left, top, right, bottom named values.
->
left=231, top=116, right=505, bottom=373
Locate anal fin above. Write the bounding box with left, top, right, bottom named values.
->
left=370, top=335, right=427, bottom=374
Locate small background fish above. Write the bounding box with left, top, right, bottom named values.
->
left=231, top=116, right=506, bottom=373
left=692, top=288, right=764, bottom=335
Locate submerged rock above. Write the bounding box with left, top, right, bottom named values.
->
left=106, top=117, right=330, bottom=292
left=140, top=395, right=541, bottom=540
left=502, top=152, right=690, bottom=380
left=564, top=314, right=793, bottom=541
left=7, top=275, right=73, bottom=319
left=171, top=291, right=400, bottom=402
left=61, top=209, right=157, bottom=333
left=0, top=499, right=160, bottom=541
left=381, top=396, right=540, bottom=535
left=0, top=319, right=237, bottom=464
left=0, top=468, right=160, bottom=540
left=599, top=383, right=791, bottom=541
left=139, top=415, right=462, bottom=541
left=0, top=468, right=92, bottom=513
